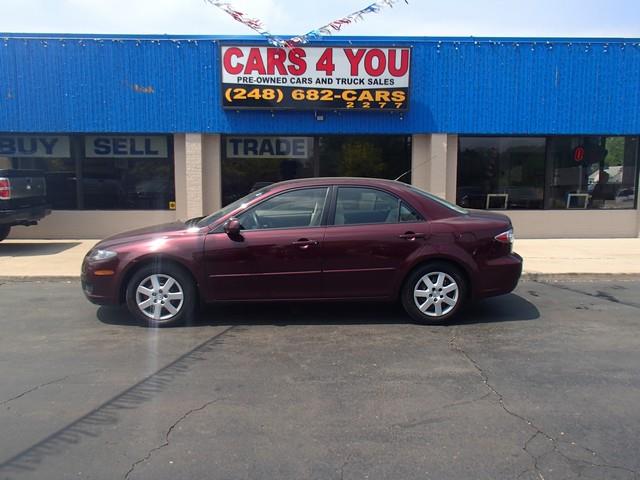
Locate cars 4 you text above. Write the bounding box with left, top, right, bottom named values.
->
left=221, top=46, right=411, bottom=111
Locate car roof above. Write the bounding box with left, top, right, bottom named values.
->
left=272, top=177, right=411, bottom=189
left=265, top=177, right=466, bottom=221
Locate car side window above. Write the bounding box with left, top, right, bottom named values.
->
left=334, top=187, right=401, bottom=226
left=400, top=201, right=423, bottom=222
left=237, top=187, right=328, bottom=230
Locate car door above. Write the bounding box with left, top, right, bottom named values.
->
left=321, top=186, right=429, bottom=299
left=203, top=187, right=329, bottom=301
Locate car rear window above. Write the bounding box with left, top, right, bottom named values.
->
left=408, top=185, right=468, bottom=214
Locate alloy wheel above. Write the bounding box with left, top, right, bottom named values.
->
left=413, top=271, right=459, bottom=317
left=135, top=274, right=184, bottom=322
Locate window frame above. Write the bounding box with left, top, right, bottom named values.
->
left=326, top=185, right=425, bottom=228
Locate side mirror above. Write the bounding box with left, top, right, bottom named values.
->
left=224, top=218, right=242, bottom=236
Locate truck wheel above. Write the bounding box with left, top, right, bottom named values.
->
left=0, top=225, right=10, bottom=242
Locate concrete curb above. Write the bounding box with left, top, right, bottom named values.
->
left=0, top=276, right=80, bottom=282
left=522, top=273, right=640, bottom=282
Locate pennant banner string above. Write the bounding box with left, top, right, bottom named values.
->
left=204, top=0, right=409, bottom=47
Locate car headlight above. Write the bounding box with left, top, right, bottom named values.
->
left=87, top=249, right=118, bottom=262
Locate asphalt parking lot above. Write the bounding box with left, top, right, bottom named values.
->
left=1, top=278, right=639, bottom=480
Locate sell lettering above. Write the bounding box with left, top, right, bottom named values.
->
left=91, top=137, right=160, bottom=156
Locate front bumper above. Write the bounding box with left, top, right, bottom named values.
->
left=81, top=258, right=121, bottom=305
left=0, top=204, right=51, bottom=225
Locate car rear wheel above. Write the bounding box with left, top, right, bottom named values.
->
left=0, top=225, right=11, bottom=242
left=401, top=262, right=467, bottom=324
left=125, top=264, right=196, bottom=327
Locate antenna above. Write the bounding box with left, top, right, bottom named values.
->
left=394, top=159, right=430, bottom=182
left=394, top=169, right=411, bottom=182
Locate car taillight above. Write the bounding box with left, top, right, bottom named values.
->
left=0, top=178, right=10, bottom=200
left=495, top=228, right=514, bottom=244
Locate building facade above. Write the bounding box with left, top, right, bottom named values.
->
left=1, top=33, right=639, bottom=238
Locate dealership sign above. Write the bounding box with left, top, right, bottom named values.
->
left=0, top=135, right=70, bottom=157
left=85, top=136, right=168, bottom=158
left=221, top=46, right=410, bottom=111
left=226, top=137, right=312, bottom=158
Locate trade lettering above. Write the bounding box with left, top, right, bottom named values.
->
left=226, top=137, right=310, bottom=158
left=228, top=138, right=242, bottom=156
left=290, top=139, right=305, bottom=156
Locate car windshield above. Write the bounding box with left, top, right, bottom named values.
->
left=408, top=185, right=469, bottom=214
left=196, top=186, right=273, bottom=227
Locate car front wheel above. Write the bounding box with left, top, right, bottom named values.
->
left=125, top=264, right=196, bottom=327
left=401, top=262, right=467, bottom=324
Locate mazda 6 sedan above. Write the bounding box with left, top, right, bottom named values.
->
left=82, top=177, right=522, bottom=327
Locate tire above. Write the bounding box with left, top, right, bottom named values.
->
left=401, top=261, right=467, bottom=325
left=125, top=263, right=196, bottom=327
left=0, top=225, right=11, bottom=242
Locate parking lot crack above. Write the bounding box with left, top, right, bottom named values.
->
left=123, top=398, right=220, bottom=480
left=448, top=330, right=640, bottom=480
left=0, top=375, right=70, bottom=407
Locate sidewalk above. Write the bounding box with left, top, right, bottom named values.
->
left=516, top=238, right=640, bottom=275
left=0, top=240, right=97, bottom=277
left=0, top=238, right=639, bottom=278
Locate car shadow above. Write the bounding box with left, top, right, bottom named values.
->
left=0, top=241, right=81, bottom=256
left=96, top=293, right=540, bottom=328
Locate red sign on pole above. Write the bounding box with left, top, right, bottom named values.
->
left=574, top=146, right=585, bottom=162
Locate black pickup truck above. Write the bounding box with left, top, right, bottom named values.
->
left=0, top=169, right=51, bottom=241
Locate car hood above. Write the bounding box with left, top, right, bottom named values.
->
left=94, top=221, right=200, bottom=250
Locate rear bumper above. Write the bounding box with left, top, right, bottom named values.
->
left=0, top=204, right=51, bottom=225
left=475, top=252, right=523, bottom=299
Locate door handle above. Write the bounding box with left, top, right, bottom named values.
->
left=292, top=239, right=319, bottom=249
left=398, top=232, right=426, bottom=240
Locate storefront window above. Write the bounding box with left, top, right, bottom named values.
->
left=457, top=137, right=546, bottom=209
left=546, top=136, right=638, bottom=209
left=222, top=137, right=315, bottom=206
left=0, top=135, right=77, bottom=209
left=221, top=135, right=411, bottom=205
left=0, top=134, right=174, bottom=210
left=318, top=135, right=411, bottom=181
left=82, top=136, right=174, bottom=210
left=457, top=136, right=639, bottom=210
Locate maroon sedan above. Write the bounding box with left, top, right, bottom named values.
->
left=82, top=178, right=522, bottom=327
